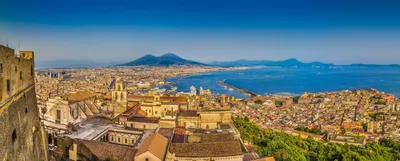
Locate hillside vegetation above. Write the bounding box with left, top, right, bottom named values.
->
left=233, top=117, right=400, bottom=161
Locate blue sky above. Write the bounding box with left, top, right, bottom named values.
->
left=1, top=0, right=400, bottom=64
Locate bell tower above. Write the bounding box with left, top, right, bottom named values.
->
left=112, top=78, right=128, bottom=115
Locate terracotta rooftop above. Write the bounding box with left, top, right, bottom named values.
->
left=135, top=133, right=168, bottom=160
left=162, top=96, right=187, bottom=103
left=62, top=90, right=96, bottom=103
left=178, top=110, right=199, bottom=117
left=78, top=139, right=137, bottom=161
left=103, top=93, right=112, bottom=100
left=122, top=104, right=140, bottom=115
left=158, top=128, right=174, bottom=140
left=128, top=117, right=159, bottom=123
left=134, top=109, right=147, bottom=117
left=171, top=127, right=187, bottom=143
left=243, top=153, right=257, bottom=161
left=121, top=104, right=147, bottom=118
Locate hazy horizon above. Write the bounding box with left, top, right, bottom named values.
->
left=1, top=0, right=400, bottom=65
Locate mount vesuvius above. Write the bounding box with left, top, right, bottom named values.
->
left=117, top=53, right=208, bottom=66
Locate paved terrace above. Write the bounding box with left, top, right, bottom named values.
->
left=65, top=124, right=111, bottom=140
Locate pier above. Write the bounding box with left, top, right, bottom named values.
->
left=219, top=79, right=258, bottom=97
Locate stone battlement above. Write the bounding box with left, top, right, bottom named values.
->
left=0, top=44, right=35, bottom=104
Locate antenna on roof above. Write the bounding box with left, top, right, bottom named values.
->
left=6, top=36, right=8, bottom=47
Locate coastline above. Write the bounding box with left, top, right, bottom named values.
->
left=168, top=67, right=400, bottom=98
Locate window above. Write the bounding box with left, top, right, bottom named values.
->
left=111, top=137, right=114, bottom=142
left=31, top=65, right=34, bottom=76
left=20, top=71, right=22, bottom=80
left=25, top=107, right=28, bottom=114
left=6, top=80, right=10, bottom=92
left=145, top=158, right=149, bottom=161
left=56, top=110, right=61, bottom=124
left=48, top=134, right=52, bottom=144
left=33, top=135, right=35, bottom=149
left=15, top=66, right=17, bottom=72
left=143, top=124, right=146, bottom=129
left=155, top=111, right=158, bottom=114
left=54, top=138, right=58, bottom=146
left=206, top=125, right=209, bottom=129
left=132, top=139, right=135, bottom=144
left=12, top=130, right=17, bottom=143
left=125, top=139, right=127, bottom=143
left=65, top=147, right=70, bottom=157
left=0, top=63, right=2, bottom=73
left=118, top=138, right=120, bottom=142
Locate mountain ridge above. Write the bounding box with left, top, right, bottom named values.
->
left=117, top=53, right=209, bottom=66
left=211, top=58, right=334, bottom=67
left=36, top=57, right=400, bottom=68
left=210, top=58, right=400, bottom=68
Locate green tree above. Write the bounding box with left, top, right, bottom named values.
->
left=292, top=96, right=301, bottom=103
left=255, top=99, right=263, bottom=104
left=362, top=122, right=368, bottom=132
left=275, top=101, right=283, bottom=107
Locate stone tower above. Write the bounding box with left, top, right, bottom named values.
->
left=0, top=45, right=48, bottom=161
left=112, top=78, right=128, bottom=115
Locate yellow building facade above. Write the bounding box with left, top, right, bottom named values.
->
left=177, top=110, right=232, bottom=129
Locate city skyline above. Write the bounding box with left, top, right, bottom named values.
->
left=1, top=0, right=400, bottom=158
left=1, top=0, right=400, bottom=64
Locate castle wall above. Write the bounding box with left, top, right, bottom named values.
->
left=0, top=45, right=48, bottom=161
left=0, top=45, right=34, bottom=103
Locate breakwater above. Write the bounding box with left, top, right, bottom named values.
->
left=219, top=79, right=258, bottom=97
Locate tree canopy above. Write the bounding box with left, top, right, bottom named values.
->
left=294, top=126, right=325, bottom=135
left=233, top=117, right=400, bottom=161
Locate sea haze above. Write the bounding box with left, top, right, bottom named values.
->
left=168, top=68, right=400, bottom=98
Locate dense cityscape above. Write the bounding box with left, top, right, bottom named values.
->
left=1, top=45, right=400, bottom=161
left=2, top=1, right=400, bottom=160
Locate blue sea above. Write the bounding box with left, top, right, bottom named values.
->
left=167, top=68, right=400, bottom=98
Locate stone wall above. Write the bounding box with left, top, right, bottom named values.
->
left=0, top=44, right=48, bottom=161
left=0, top=45, right=35, bottom=103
